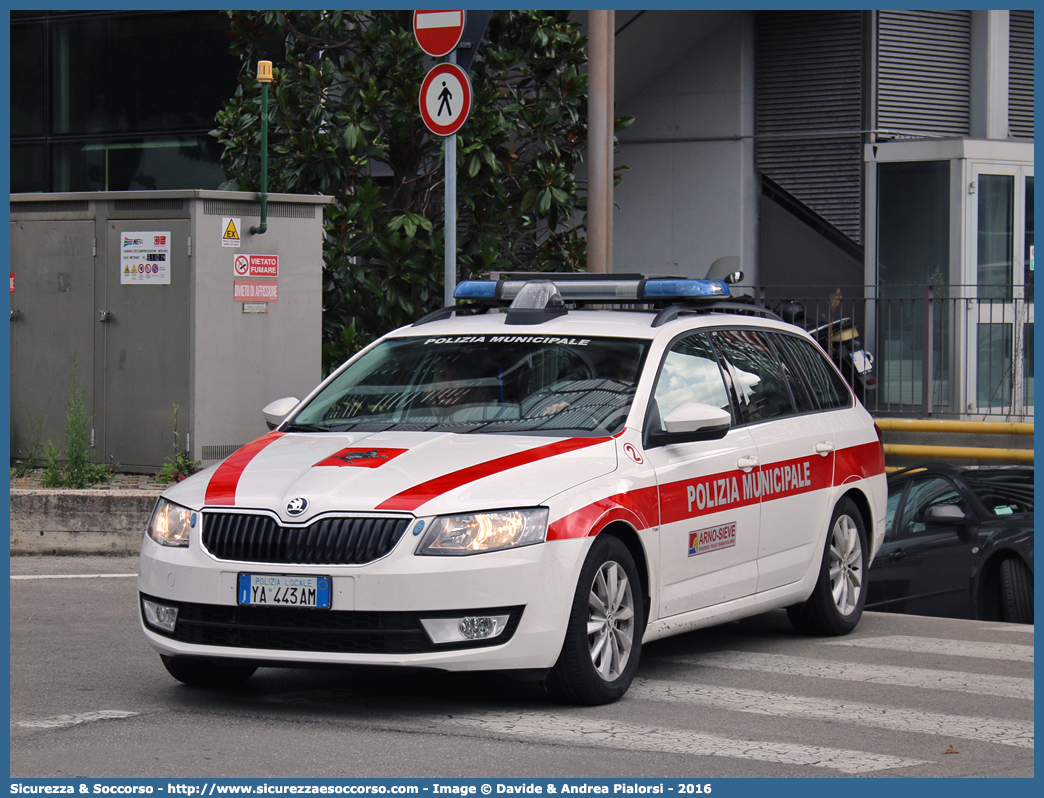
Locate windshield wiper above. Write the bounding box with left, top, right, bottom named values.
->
left=282, top=422, right=343, bottom=432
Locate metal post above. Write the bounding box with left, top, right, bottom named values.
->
left=587, top=11, right=608, bottom=273
left=922, top=285, right=934, bottom=416
left=444, top=53, right=458, bottom=307
left=251, top=61, right=273, bottom=235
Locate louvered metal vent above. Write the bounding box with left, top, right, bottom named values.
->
left=756, top=11, right=865, bottom=244
left=1009, top=10, right=1034, bottom=140
left=201, top=513, right=411, bottom=565
left=877, top=10, right=971, bottom=137
left=202, top=200, right=316, bottom=218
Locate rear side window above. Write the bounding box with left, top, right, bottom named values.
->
left=711, top=329, right=796, bottom=423
left=773, top=334, right=852, bottom=410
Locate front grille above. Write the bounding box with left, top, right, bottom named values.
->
left=141, top=594, right=524, bottom=654
left=202, top=513, right=411, bottom=565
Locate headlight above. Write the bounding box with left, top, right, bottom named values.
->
left=147, top=499, right=195, bottom=547
left=416, top=508, right=549, bottom=556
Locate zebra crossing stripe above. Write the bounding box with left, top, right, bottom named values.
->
left=630, top=679, right=1034, bottom=749
left=438, top=711, right=927, bottom=774
left=662, top=651, right=1033, bottom=701
left=13, top=710, right=138, bottom=729
left=824, top=635, right=1034, bottom=663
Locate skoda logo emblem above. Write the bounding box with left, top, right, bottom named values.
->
left=286, top=497, right=309, bottom=517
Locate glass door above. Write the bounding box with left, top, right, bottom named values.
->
left=968, top=165, right=1033, bottom=418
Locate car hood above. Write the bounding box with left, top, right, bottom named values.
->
left=162, top=430, right=619, bottom=523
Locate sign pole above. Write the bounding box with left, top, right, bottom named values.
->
left=444, top=51, right=457, bottom=308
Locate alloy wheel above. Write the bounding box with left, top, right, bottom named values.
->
left=829, top=514, right=863, bottom=616
left=587, top=560, right=635, bottom=681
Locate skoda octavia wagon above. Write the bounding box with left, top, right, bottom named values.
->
left=139, top=274, right=887, bottom=704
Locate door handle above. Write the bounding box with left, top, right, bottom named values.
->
left=888, top=548, right=906, bottom=563
left=815, top=441, right=835, bottom=455
left=736, top=455, right=760, bottom=472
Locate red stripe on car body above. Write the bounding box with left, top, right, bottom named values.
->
left=204, top=432, right=285, bottom=506
left=375, top=435, right=614, bottom=512
left=547, top=487, right=659, bottom=540
left=834, top=440, right=886, bottom=483
left=548, top=440, right=882, bottom=540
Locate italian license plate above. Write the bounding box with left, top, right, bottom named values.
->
left=237, top=573, right=331, bottom=609
left=850, top=349, right=873, bottom=375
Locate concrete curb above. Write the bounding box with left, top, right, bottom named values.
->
left=10, top=489, right=161, bottom=555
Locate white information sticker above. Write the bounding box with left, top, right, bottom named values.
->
left=120, top=231, right=171, bottom=285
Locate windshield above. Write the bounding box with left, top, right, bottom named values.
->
left=962, top=468, right=1034, bottom=515
left=289, top=334, right=650, bottom=435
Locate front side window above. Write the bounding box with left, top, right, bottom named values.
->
left=651, top=333, right=732, bottom=431
left=899, top=477, right=966, bottom=537
left=289, top=335, right=649, bottom=436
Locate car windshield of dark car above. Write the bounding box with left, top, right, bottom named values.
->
left=288, top=335, right=649, bottom=436
left=962, top=469, right=1035, bottom=516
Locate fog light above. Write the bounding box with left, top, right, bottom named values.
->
left=142, top=598, right=178, bottom=633
left=459, top=616, right=497, bottom=639
left=420, top=614, right=510, bottom=644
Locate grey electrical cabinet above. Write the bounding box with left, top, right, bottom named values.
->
left=10, top=190, right=334, bottom=471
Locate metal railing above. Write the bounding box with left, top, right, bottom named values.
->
left=754, top=285, right=1035, bottom=422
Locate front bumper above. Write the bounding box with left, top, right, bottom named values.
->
left=138, top=518, right=589, bottom=673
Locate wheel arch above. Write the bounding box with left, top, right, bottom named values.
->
left=841, top=486, right=873, bottom=536
left=597, top=520, right=651, bottom=621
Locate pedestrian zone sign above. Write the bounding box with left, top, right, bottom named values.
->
left=419, top=62, right=472, bottom=136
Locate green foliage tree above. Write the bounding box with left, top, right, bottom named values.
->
left=213, top=10, right=610, bottom=370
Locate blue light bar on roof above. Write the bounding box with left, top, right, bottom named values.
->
left=642, top=278, right=729, bottom=298
left=453, top=276, right=731, bottom=303
left=454, top=280, right=498, bottom=299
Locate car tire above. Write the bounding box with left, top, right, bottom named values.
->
left=999, top=558, right=1033, bottom=624
left=160, top=655, right=257, bottom=688
left=546, top=534, right=644, bottom=705
left=787, top=497, right=867, bottom=636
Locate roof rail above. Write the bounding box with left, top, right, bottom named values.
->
left=412, top=303, right=489, bottom=326
left=652, top=300, right=781, bottom=327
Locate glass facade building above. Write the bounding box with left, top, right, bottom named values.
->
left=10, top=10, right=241, bottom=193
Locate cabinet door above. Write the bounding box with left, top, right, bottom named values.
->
left=102, top=221, right=190, bottom=469
left=10, top=220, right=96, bottom=461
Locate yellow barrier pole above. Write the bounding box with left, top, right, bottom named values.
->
left=874, top=418, right=1033, bottom=436
left=882, top=444, right=1033, bottom=462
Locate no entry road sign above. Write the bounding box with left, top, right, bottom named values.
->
left=413, top=10, right=465, bottom=57
left=419, top=62, right=472, bottom=136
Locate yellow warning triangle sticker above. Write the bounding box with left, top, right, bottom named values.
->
left=223, top=219, right=240, bottom=240
left=123, top=265, right=131, bottom=274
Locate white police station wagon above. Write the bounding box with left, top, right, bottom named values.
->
left=139, top=274, right=886, bottom=704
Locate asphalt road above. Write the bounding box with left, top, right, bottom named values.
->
left=9, top=555, right=1034, bottom=780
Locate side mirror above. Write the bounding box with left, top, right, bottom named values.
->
left=924, top=504, right=969, bottom=526
left=646, top=402, right=731, bottom=447
left=263, top=397, right=300, bottom=430
left=663, top=402, right=732, bottom=434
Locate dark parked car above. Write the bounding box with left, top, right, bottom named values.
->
left=867, top=463, right=1033, bottom=624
